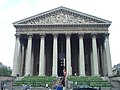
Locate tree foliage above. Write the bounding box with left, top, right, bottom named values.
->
left=0, top=67, right=12, bottom=76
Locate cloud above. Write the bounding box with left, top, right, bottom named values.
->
left=0, top=0, right=9, bottom=9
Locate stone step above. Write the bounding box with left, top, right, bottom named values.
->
left=101, top=76, right=120, bottom=88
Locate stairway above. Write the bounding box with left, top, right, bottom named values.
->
left=0, top=76, right=15, bottom=90
left=101, top=76, right=120, bottom=89
left=109, top=77, right=120, bottom=88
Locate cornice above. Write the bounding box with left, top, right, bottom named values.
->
left=14, top=23, right=111, bottom=28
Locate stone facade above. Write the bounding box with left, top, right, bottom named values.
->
left=12, top=6, right=113, bottom=77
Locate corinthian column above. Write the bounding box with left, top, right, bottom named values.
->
left=21, top=44, right=25, bottom=76
left=92, top=34, right=99, bottom=76
left=104, top=33, right=113, bottom=76
left=25, top=34, right=32, bottom=76
left=12, top=34, right=21, bottom=76
left=52, top=34, right=58, bottom=76
left=31, top=50, right=34, bottom=76
left=66, top=34, right=72, bottom=76
left=78, top=33, right=85, bottom=76
left=39, top=34, right=45, bottom=76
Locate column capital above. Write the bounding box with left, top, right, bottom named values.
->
left=39, top=33, right=46, bottom=37
left=104, top=33, right=110, bottom=38
left=78, top=33, right=84, bottom=37
left=15, top=34, right=21, bottom=38
left=91, top=33, right=97, bottom=38
left=27, top=34, right=33, bottom=38
left=52, top=33, right=58, bottom=37
left=66, top=33, right=71, bottom=37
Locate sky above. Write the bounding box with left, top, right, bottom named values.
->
left=0, top=0, right=120, bottom=68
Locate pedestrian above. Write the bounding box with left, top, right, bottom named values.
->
left=26, top=84, right=30, bottom=90
left=3, top=83, right=7, bottom=90
left=98, top=87, right=101, bottom=90
left=1, top=83, right=3, bottom=90
left=22, top=84, right=26, bottom=90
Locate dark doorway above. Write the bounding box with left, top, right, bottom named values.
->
left=58, top=53, right=65, bottom=76
left=58, top=34, right=66, bottom=77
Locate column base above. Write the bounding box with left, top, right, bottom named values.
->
left=79, top=74, right=86, bottom=76
left=38, top=74, right=45, bottom=76
left=66, top=73, right=72, bottom=76
left=11, top=73, right=21, bottom=77
left=11, top=73, right=17, bottom=77
left=108, top=74, right=113, bottom=77
left=107, top=70, right=113, bottom=77
left=25, top=73, right=31, bottom=76
left=93, top=74, right=100, bottom=76
left=52, top=74, right=58, bottom=77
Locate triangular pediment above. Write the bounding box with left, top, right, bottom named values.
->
left=13, top=6, right=111, bottom=25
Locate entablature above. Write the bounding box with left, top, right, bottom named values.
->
left=16, top=25, right=108, bottom=35
left=16, top=24, right=108, bottom=32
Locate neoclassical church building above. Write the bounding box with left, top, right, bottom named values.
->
left=12, top=6, right=113, bottom=77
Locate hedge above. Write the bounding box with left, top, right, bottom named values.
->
left=13, top=76, right=57, bottom=87
left=67, top=76, right=112, bottom=87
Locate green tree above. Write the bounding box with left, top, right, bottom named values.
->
left=0, top=67, right=12, bottom=76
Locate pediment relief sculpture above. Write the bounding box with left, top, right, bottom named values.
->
left=19, top=11, right=103, bottom=25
